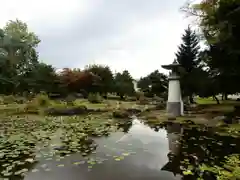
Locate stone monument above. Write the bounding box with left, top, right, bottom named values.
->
left=162, top=60, right=183, bottom=117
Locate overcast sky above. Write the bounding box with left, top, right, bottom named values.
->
left=1, top=0, right=194, bottom=79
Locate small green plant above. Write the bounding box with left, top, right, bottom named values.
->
left=199, top=154, right=240, bottom=180
left=23, top=93, right=50, bottom=114
left=65, top=94, right=76, bottom=106
left=137, top=92, right=148, bottom=105
left=24, top=102, right=39, bottom=114
left=15, top=97, right=26, bottom=104
left=88, top=93, right=102, bottom=103
left=34, top=93, right=51, bottom=107
left=2, top=95, right=16, bottom=104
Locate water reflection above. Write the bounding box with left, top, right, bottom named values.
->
left=150, top=121, right=240, bottom=179
left=116, top=119, right=132, bottom=133
left=161, top=123, right=183, bottom=176
left=2, top=118, right=239, bottom=180
left=25, top=119, right=181, bottom=180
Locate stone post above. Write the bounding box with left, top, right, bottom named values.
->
left=162, top=60, right=183, bottom=117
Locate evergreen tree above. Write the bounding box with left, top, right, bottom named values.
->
left=138, top=70, right=167, bottom=97
left=114, top=70, right=135, bottom=99
left=175, top=26, right=200, bottom=103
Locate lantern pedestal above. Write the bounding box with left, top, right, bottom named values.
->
left=162, top=60, right=183, bottom=117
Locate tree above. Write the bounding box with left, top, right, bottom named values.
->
left=84, top=64, right=114, bottom=97
left=3, top=19, right=40, bottom=47
left=58, top=68, right=101, bottom=95
left=114, top=70, right=135, bottom=99
left=0, top=19, right=42, bottom=94
left=3, top=19, right=40, bottom=74
left=18, top=63, right=59, bottom=94
left=183, top=0, right=240, bottom=98
left=201, top=44, right=239, bottom=100
left=0, top=28, right=24, bottom=94
left=175, top=26, right=201, bottom=103
left=138, top=70, right=168, bottom=97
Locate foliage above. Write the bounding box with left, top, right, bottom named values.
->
left=137, top=92, right=148, bottom=105
left=0, top=20, right=55, bottom=95
left=58, top=68, right=101, bottom=95
left=137, top=70, right=167, bottom=97
left=183, top=0, right=240, bottom=99
left=1, top=95, right=16, bottom=104
left=0, top=115, right=114, bottom=178
left=175, top=26, right=201, bottom=103
left=19, top=63, right=59, bottom=94
left=199, top=154, right=240, bottom=180
left=24, top=93, right=51, bottom=114
left=3, top=19, right=40, bottom=47
left=1, top=19, right=40, bottom=76
left=114, top=70, right=135, bottom=99
left=84, top=64, right=114, bottom=96
left=0, top=133, right=37, bottom=178
left=33, top=93, right=51, bottom=107
left=88, top=93, right=102, bottom=104
left=0, top=19, right=141, bottom=98
left=112, top=110, right=130, bottom=119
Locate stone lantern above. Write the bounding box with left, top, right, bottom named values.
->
left=162, top=60, right=183, bottom=117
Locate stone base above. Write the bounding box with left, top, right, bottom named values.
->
left=167, top=102, right=181, bottom=117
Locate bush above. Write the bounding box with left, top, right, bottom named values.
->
left=159, top=92, right=168, bottom=101
left=45, top=105, right=88, bottom=116
left=66, top=94, right=76, bottom=106
left=112, top=110, right=129, bottom=119
left=15, top=97, right=27, bottom=104
left=34, top=93, right=51, bottom=107
left=2, top=95, right=16, bottom=104
left=23, top=93, right=51, bottom=114
left=24, top=102, right=39, bottom=114
left=155, top=103, right=165, bottom=110
left=88, top=93, right=102, bottom=103
left=127, top=96, right=136, bottom=101
left=137, top=92, right=148, bottom=105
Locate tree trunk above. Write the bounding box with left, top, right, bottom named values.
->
left=189, top=95, right=194, bottom=104
left=120, top=95, right=125, bottom=100
left=213, top=95, right=220, bottom=104
left=224, top=93, right=228, bottom=100
left=222, top=94, right=224, bottom=100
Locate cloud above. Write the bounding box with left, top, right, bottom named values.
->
left=1, top=0, right=190, bottom=78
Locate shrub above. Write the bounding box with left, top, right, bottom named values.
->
left=137, top=92, right=148, bottom=105
left=88, top=93, right=102, bottom=103
left=45, top=105, right=88, bottom=116
left=112, top=110, right=129, bottom=119
left=155, top=103, right=165, bottom=110
left=159, top=92, right=168, bottom=101
left=34, top=93, right=51, bottom=107
left=198, top=154, right=240, bottom=180
left=15, top=97, right=27, bottom=104
left=24, top=102, right=39, bottom=114
left=23, top=93, right=51, bottom=114
left=127, top=96, right=136, bottom=101
left=66, top=94, right=76, bottom=106
left=2, top=95, right=16, bottom=104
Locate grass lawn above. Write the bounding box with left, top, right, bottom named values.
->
left=195, top=97, right=240, bottom=113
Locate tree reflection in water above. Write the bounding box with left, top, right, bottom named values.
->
left=144, top=121, right=240, bottom=179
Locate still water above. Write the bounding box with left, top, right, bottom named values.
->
left=23, top=119, right=239, bottom=180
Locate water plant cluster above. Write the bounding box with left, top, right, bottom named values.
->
left=0, top=115, right=117, bottom=179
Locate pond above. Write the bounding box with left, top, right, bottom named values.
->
left=1, top=118, right=240, bottom=180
